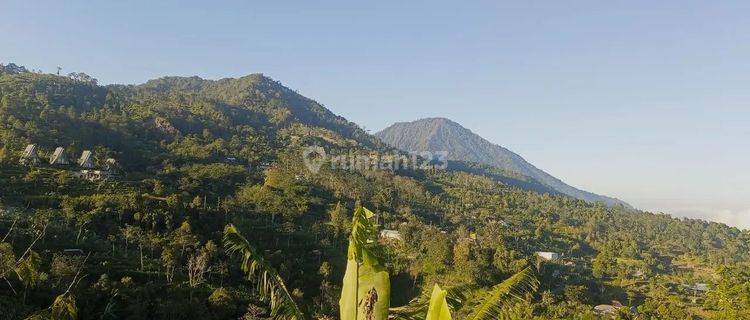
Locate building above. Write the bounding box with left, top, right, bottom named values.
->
left=258, top=162, right=272, bottom=170
left=631, top=269, right=645, bottom=278
left=536, top=251, right=560, bottom=261
left=687, top=283, right=709, bottom=293
left=49, top=147, right=69, bottom=165
left=77, top=170, right=109, bottom=182
left=104, top=158, right=118, bottom=171
left=19, top=144, right=39, bottom=165
left=78, top=150, right=95, bottom=168
left=379, top=229, right=403, bottom=241
left=593, top=304, right=620, bottom=316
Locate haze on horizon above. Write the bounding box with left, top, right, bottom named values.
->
left=2, top=1, right=748, bottom=228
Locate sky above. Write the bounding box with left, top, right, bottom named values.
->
left=2, top=0, right=749, bottom=228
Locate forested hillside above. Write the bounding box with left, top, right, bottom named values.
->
left=0, top=64, right=749, bottom=319
left=376, top=118, right=629, bottom=207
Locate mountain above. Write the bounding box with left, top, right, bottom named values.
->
left=2, top=65, right=747, bottom=319
left=375, top=118, right=630, bottom=207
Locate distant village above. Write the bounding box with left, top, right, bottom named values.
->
left=18, top=144, right=119, bottom=181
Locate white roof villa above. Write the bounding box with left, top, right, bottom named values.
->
left=49, top=147, right=69, bottom=165
left=687, top=283, right=709, bottom=292
left=379, top=229, right=403, bottom=241
left=535, top=251, right=560, bottom=261
left=78, top=150, right=95, bottom=168
left=20, top=144, right=39, bottom=165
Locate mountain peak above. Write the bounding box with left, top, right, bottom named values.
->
left=397, top=117, right=460, bottom=128
left=376, top=118, right=630, bottom=208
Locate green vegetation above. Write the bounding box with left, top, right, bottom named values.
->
left=0, top=64, right=749, bottom=319
left=375, top=118, right=628, bottom=207
left=221, top=206, right=538, bottom=320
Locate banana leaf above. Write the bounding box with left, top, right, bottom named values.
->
left=340, top=207, right=390, bottom=320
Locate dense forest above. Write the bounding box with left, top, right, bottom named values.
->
left=0, top=63, right=749, bottom=319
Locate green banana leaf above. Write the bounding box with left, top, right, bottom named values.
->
left=465, top=266, right=539, bottom=320
left=224, top=224, right=304, bottom=320
left=340, top=207, right=390, bottom=320
left=425, top=285, right=451, bottom=320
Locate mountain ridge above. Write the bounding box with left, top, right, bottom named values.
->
left=2, top=65, right=748, bottom=319
left=375, top=117, right=631, bottom=208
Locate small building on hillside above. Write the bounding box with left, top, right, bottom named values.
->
left=78, top=150, right=95, bottom=168
left=593, top=304, right=620, bottom=316
left=258, top=162, right=272, bottom=171
left=19, top=144, right=40, bottom=165
left=379, top=229, right=403, bottom=241
left=104, top=158, right=118, bottom=171
left=49, top=147, right=69, bottom=165
left=77, top=170, right=109, bottom=182
left=631, top=269, right=645, bottom=278
left=536, top=251, right=560, bottom=261
left=687, top=283, right=709, bottom=293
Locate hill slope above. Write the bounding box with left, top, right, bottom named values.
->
left=376, top=118, right=629, bottom=207
left=1, top=66, right=747, bottom=319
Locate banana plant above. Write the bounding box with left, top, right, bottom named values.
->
left=389, top=268, right=539, bottom=320
left=224, top=224, right=304, bottom=320
left=340, top=206, right=390, bottom=320
left=425, top=284, right=452, bottom=320
left=388, top=283, right=472, bottom=320
left=464, top=266, right=538, bottom=320
left=223, top=205, right=538, bottom=320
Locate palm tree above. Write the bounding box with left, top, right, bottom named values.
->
left=389, top=267, right=538, bottom=320
left=463, top=266, right=539, bottom=320
left=223, top=224, right=304, bottom=320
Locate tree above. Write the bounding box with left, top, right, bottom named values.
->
left=172, top=221, right=199, bottom=255
left=26, top=293, right=78, bottom=320
left=121, top=225, right=147, bottom=271
left=389, top=267, right=539, bottom=320
left=234, top=171, right=317, bottom=223
left=208, top=287, right=236, bottom=318
left=187, top=251, right=208, bottom=288
left=492, top=244, right=528, bottom=275
left=0, top=146, right=9, bottom=163
left=161, top=248, right=177, bottom=284
left=0, top=242, right=16, bottom=294
left=592, top=251, right=616, bottom=279
left=223, top=224, right=304, bottom=320
left=328, top=202, right=350, bottom=238
left=704, top=266, right=750, bottom=319
left=16, top=251, right=42, bottom=296
left=463, top=267, right=539, bottom=320
left=0, top=63, right=29, bottom=74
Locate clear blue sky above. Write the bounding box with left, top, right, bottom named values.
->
left=3, top=0, right=749, bottom=227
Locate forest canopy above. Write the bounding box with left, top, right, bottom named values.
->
left=0, top=64, right=749, bottom=319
